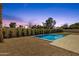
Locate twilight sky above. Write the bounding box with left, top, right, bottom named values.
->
left=2, top=3, right=79, bottom=27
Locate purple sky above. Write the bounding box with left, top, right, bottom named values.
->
left=2, top=3, right=79, bottom=27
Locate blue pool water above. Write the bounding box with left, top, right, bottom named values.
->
left=35, top=34, right=64, bottom=41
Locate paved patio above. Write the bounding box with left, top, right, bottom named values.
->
left=50, top=35, right=79, bottom=54
left=0, top=36, right=78, bottom=56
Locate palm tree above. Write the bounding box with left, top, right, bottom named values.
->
left=0, top=3, right=3, bottom=42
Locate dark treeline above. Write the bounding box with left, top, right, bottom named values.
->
left=9, top=17, right=56, bottom=29
left=60, top=23, right=79, bottom=29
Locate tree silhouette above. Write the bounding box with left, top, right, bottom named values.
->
left=9, top=22, right=16, bottom=28
left=69, top=22, right=79, bottom=29
left=43, top=17, right=56, bottom=29
left=61, top=24, right=68, bottom=29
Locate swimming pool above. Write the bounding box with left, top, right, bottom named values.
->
left=35, top=34, right=64, bottom=41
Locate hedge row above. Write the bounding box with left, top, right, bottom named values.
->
left=2, top=28, right=63, bottom=38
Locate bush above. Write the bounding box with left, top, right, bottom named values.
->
left=9, top=28, right=17, bottom=38
left=2, top=28, right=6, bottom=38
left=51, top=29, right=63, bottom=33
left=2, top=28, right=9, bottom=38
left=22, top=28, right=26, bottom=36
left=16, top=28, right=22, bottom=37
left=27, top=29, right=31, bottom=36
left=0, top=29, right=3, bottom=42
left=1, top=27, right=63, bottom=39
left=31, top=29, right=35, bottom=35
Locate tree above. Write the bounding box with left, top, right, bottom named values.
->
left=69, top=22, right=79, bottom=29
left=52, top=20, right=56, bottom=28
left=19, top=25, right=23, bottom=28
left=9, top=22, right=16, bottom=28
left=43, top=17, right=56, bottom=29
left=28, top=22, right=33, bottom=28
left=31, top=25, right=37, bottom=28
left=31, top=25, right=43, bottom=29
left=61, top=24, right=68, bottom=29
left=0, top=3, right=3, bottom=42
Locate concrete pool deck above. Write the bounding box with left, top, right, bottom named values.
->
left=50, top=34, right=79, bottom=54
left=0, top=36, right=79, bottom=56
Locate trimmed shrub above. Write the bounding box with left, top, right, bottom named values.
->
left=1, top=27, right=63, bottom=39
left=31, top=29, right=35, bottom=35
left=2, top=28, right=6, bottom=38
left=0, top=32, right=3, bottom=42
left=16, top=28, right=22, bottom=37
left=2, top=28, right=9, bottom=38
left=22, top=28, right=26, bottom=36
left=27, top=29, right=31, bottom=36
left=25, top=29, right=28, bottom=36
left=9, top=28, right=17, bottom=38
